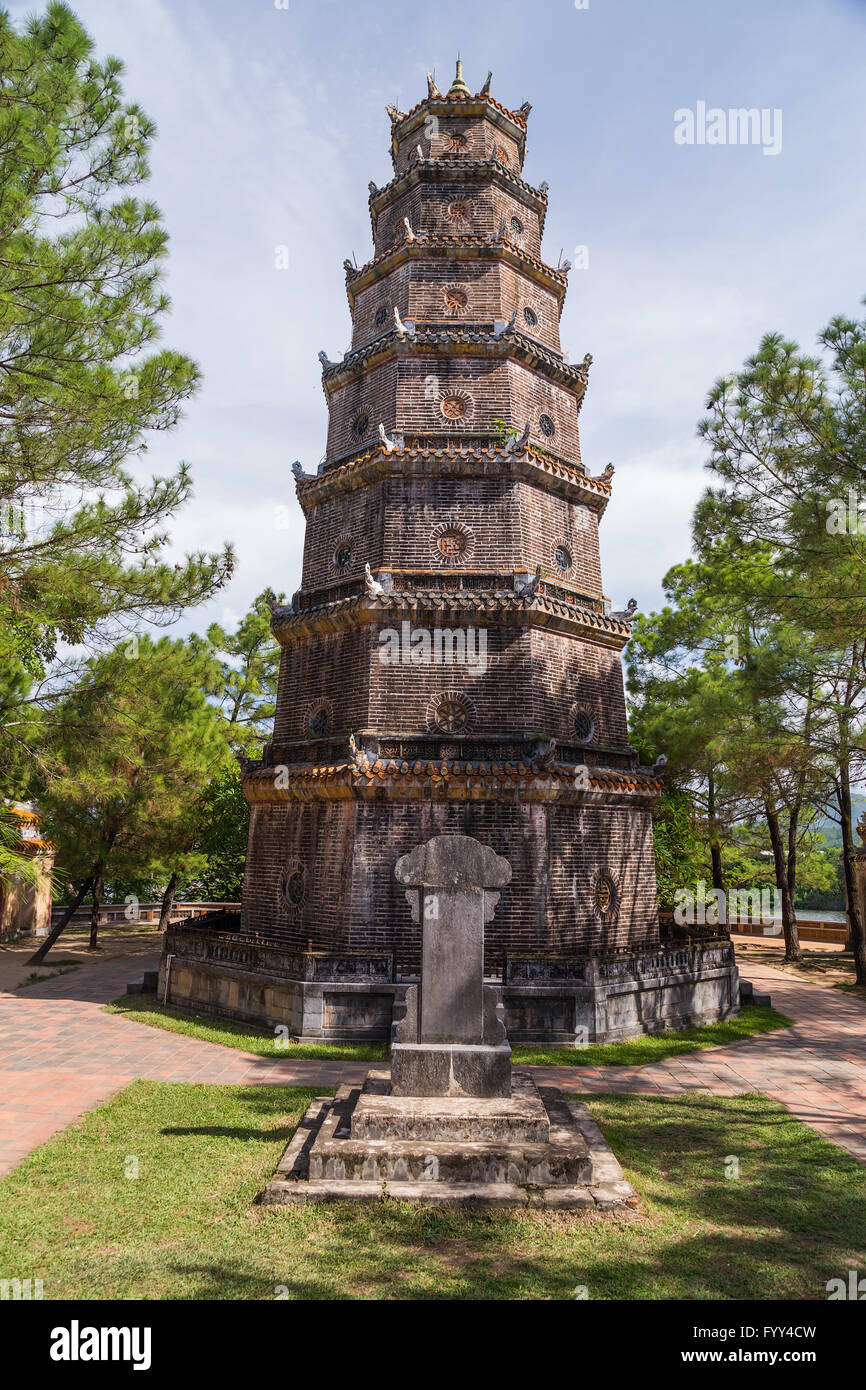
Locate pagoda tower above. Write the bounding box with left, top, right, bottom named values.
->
left=170, top=62, right=738, bottom=1044
left=239, top=61, right=664, bottom=969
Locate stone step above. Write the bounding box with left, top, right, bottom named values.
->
left=308, top=1077, right=593, bottom=1184
left=350, top=1070, right=549, bottom=1143
left=261, top=1078, right=635, bottom=1208
left=309, top=1137, right=593, bottom=1186
left=262, top=1177, right=633, bottom=1210
left=740, top=979, right=772, bottom=1008
left=125, top=970, right=158, bottom=996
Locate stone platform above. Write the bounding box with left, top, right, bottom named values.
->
left=261, top=1069, right=635, bottom=1209
left=158, top=924, right=739, bottom=1046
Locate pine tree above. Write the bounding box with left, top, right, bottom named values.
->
left=0, top=3, right=234, bottom=834
left=30, top=636, right=227, bottom=962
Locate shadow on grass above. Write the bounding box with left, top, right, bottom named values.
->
left=579, top=1092, right=866, bottom=1240
left=161, top=1125, right=296, bottom=1143
left=3, top=1080, right=863, bottom=1300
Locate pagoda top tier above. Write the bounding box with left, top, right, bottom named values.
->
left=386, top=61, right=531, bottom=175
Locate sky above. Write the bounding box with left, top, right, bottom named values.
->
left=13, top=0, right=866, bottom=635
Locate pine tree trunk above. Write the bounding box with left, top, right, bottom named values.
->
left=88, top=870, right=103, bottom=950
left=844, top=879, right=854, bottom=953
left=27, top=874, right=95, bottom=965
left=838, top=765, right=866, bottom=985
left=764, top=795, right=801, bottom=961
left=159, top=872, right=178, bottom=932
left=28, top=824, right=121, bottom=965
left=786, top=797, right=801, bottom=899
left=708, top=770, right=725, bottom=892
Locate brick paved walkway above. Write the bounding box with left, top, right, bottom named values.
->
left=0, top=952, right=369, bottom=1176
left=1, top=949, right=865, bottom=1175
left=534, top=961, right=866, bottom=1162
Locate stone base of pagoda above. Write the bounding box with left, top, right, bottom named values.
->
left=157, top=926, right=739, bottom=1046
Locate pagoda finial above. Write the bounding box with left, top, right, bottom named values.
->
left=448, top=57, right=470, bottom=98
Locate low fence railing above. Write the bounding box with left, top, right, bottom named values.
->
left=49, top=901, right=240, bottom=927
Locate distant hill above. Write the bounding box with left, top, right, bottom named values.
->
left=814, top=793, right=866, bottom=847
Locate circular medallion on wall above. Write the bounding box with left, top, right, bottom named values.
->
left=510, top=215, right=524, bottom=235
left=306, top=698, right=333, bottom=739
left=375, top=306, right=388, bottom=328
left=430, top=517, right=475, bottom=566
left=438, top=388, right=474, bottom=426
left=332, top=536, right=353, bottom=572
left=523, top=305, right=538, bottom=327
left=445, top=131, right=468, bottom=152
left=570, top=702, right=596, bottom=745
left=446, top=198, right=471, bottom=226
left=553, top=542, right=573, bottom=575
left=427, top=690, right=476, bottom=735
left=494, top=144, right=510, bottom=165
left=279, top=859, right=307, bottom=916
left=591, top=869, right=619, bottom=922
left=539, top=413, right=556, bottom=438
left=442, top=283, right=470, bottom=316
left=352, top=411, right=369, bottom=440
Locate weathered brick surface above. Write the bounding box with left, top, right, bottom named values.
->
left=241, top=799, right=658, bottom=964
left=350, top=261, right=560, bottom=355
left=270, top=624, right=626, bottom=749
left=372, top=180, right=543, bottom=261
left=325, top=354, right=583, bottom=463
left=392, top=116, right=525, bottom=179
left=242, top=74, right=660, bottom=961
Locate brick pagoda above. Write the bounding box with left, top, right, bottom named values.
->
left=160, top=64, right=738, bottom=1043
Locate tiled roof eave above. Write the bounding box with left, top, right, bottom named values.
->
left=389, top=93, right=528, bottom=143
left=345, top=237, right=567, bottom=310
left=293, top=445, right=611, bottom=514
left=269, top=589, right=631, bottom=648
left=319, top=326, right=590, bottom=394
left=242, top=759, right=662, bottom=806
left=368, top=159, right=548, bottom=240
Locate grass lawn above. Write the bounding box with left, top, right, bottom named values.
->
left=511, top=1004, right=792, bottom=1066
left=104, top=994, right=389, bottom=1062
left=104, top=994, right=790, bottom=1067
left=0, top=1080, right=862, bottom=1299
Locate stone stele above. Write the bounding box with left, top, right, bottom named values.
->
left=391, top=834, right=512, bottom=1098
left=261, top=833, right=635, bottom=1209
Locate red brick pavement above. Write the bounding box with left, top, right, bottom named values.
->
left=1, top=949, right=865, bottom=1175
left=0, top=952, right=368, bottom=1176
left=532, top=961, right=866, bottom=1162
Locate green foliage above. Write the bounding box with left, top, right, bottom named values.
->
left=0, top=2, right=233, bottom=834
left=0, top=811, right=40, bottom=891
left=206, top=591, right=282, bottom=755
left=690, top=300, right=866, bottom=970
left=181, top=759, right=249, bottom=902
left=627, top=302, right=866, bottom=944
left=649, top=787, right=711, bottom=910
left=38, top=635, right=228, bottom=900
